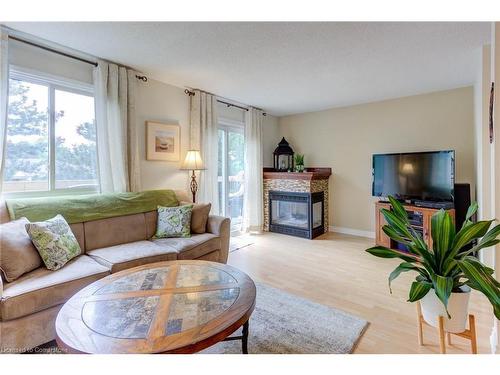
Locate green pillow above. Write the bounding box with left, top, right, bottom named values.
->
left=155, top=204, right=193, bottom=238
left=25, top=214, right=82, bottom=271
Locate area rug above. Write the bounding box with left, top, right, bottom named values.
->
left=31, top=282, right=368, bottom=354
left=202, top=282, right=368, bottom=354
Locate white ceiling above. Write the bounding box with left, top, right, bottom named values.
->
left=4, top=22, right=491, bottom=116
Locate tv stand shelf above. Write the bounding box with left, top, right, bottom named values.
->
left=375, top=201, right=455, bottom=250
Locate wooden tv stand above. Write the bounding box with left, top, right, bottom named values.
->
left=375, top=201, right=455, bottom=250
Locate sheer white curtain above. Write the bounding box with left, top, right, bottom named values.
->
left=0, top=30, right=8, bottom=193
left=94, top=60, right=140, bottom=193
left=190, top=90, right=219, bottom=212
left=243, top=108, right=264, bottom=232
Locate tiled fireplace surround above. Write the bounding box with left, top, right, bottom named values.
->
left=263, top=168, right=332, bottom=234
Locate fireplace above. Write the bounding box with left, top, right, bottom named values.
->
left=269, top=191, right=324, bottom=239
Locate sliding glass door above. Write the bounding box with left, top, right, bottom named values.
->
left=218, top=121, right=245, bottom=233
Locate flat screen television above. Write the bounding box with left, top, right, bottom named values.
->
left=372, top=150, right=455, bottom=202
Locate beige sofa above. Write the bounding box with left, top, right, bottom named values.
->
left=0, top=190, right=230, bottom=352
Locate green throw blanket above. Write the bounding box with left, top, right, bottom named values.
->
left=6, top=190, right=179, bottom=224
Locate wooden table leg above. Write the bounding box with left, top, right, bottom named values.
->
left=447, top=332, right=452, bottom=345
left=438, top=316, right=446, bottom=354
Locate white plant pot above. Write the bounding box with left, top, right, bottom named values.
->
left=420, top=286, right=471, bottom=333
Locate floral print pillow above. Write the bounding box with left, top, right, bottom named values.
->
left=155, top=204, right=193, bottom=238
left=25, top=214, right=82, bottom=271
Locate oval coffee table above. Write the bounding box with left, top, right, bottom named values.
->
left=55, top=260, right=256, bottom=354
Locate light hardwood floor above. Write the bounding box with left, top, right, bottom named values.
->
left=227, top=231, right=496, bottom=354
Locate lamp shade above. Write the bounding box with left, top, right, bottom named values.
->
left=181, top=150, right=205, bottom=170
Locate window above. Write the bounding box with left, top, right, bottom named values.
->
left=218, top=119, right=245, bottom=233
left=3, top=68, right=98, bottom=196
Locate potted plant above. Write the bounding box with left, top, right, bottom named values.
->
left=366, top=196, right=500, bottom=333
left=295, top=154, right=305, bottom=172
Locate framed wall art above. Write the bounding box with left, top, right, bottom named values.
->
left=146, top=121, right=180, bottom=161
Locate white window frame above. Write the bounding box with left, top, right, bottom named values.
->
left=3, top=65, right=99, bottom=198
left=218, top=117, right=245, bottom=234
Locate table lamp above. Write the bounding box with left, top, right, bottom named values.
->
left=181, top=150, right=205, bottom=203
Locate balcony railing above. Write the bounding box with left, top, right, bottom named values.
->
left=218, top=174, right=244, bottom=231
left=2, top=180, right=98, bottom=193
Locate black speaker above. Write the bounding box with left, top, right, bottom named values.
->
left=454, top=183, right=472, bottom=230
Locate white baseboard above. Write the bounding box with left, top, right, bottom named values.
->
left=329, top=226, right=375, bottom=239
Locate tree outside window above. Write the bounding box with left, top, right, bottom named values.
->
left=4, top=75, right=98, bottom=194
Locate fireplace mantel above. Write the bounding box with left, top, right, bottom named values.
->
left=262, top=167, right=332, bottom=237
left=263, top=167, right=332, bottom=181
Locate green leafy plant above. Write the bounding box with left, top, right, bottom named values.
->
left=294, top=153, right=304, bottom=166
left=366, top=196, right=500, bottom=319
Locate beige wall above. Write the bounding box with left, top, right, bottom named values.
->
left=262, top=114, right=280, bottom=167
left=474, top=45, right=491, bottom=223
left=135, top=78, right=191, bottom=191
left=279, top=87, right=476, bottom=235
left=490, top=22, right=500, bottom=354
left=135, top=78, right=279, bottom=191
left=474, top=45, right=495, bottom=270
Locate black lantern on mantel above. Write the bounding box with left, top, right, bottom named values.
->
left=273, top=137, right=295, bottom=172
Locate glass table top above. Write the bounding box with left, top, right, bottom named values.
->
left=165, top=288, right=239, bottom=335
left=175, top=264, right=237, bottom=288
left=82, top=296, right=160, bottom=339
left=82, top=264, right=241, bottom=339
left=94, top=266, right=170, bottom=295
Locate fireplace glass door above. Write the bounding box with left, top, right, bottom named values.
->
left=269, top=191, right=324, bottom=239
left=271, top=200, right=309, bottom=229
left=312, top=201, right=323, bottom=228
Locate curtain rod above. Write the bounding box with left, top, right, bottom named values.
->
left=184, top=89, right=267, bottom=116
left=9, top=35, right=97, bottom=66
left=8, top=35, right=148, bottom=82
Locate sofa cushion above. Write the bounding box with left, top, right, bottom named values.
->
left=155, top=205, right=193, bottom=238
left=152, top=233, right=220, bottom=260
left=87, top=240, right=177, bottom=273
left=84, top=213, right=147, bottom=251
left=0, top=255, right=109, bottom=321
left=145, top=204, right=212, bottom=238
left=180, top=202, right=211, bottom=234
left=0, top=218, right=42, bottom=282
left=25, top=215, right=82, bottom=271
left=144, top=210, right=157, bottom=239
left=69, top=223, right=85, bottom=253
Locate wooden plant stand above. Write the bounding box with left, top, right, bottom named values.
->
left=416, top=301, right=477, bottom=354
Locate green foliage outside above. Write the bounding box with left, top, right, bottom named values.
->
left=227, top=131, right=244, bottom=176
left=217, top=129, right=244, bottom=177
left=5, top=80, right=98, bottom=184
